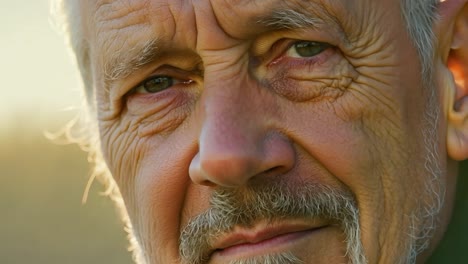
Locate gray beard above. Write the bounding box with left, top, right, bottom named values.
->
left=403, top=76, right=444, bottom=264
left=226, top=252, right=302, bottom=264
left=178, top=182, right=366, bottom=264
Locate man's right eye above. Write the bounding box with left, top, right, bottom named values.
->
left=135, top=75, right=174, bottom=94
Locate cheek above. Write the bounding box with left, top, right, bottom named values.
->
left=283, top=100, right=379, bottom=192
left=128, top=122, right=201, bottom=252
left=99, top=115, right=142, bottom=189
left=99, top=111, right=191, bottom=220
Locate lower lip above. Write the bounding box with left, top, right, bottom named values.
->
left=213, top=226, right=327, bottom=259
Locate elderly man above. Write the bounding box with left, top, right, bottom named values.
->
left=57, top=0, right=467, bottom=263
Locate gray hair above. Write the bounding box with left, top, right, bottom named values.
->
left=401, top=0, right=439, bottom=78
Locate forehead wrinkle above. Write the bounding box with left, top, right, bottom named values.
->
left=94, top=0, right=150, bottom=27
left=210, top=0, right=349, bottom=44
left=94, top=0, right=150, bottom=51
left=91, top=0, right=159, bottom=88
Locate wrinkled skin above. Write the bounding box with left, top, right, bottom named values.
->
left=78, top=0, right=468, bottom=263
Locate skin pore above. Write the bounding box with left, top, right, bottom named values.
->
left=71, top=0, right=468, bottom=263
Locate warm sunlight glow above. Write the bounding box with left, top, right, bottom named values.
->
left=0, top=0, right=81, bottom=122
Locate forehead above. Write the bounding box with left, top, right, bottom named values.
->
left=82, top=0, right=368, bottom=46
left=86, top=0, right=349, bottom=29
left=80, top=0, right=400, bottom=84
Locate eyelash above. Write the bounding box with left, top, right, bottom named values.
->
left=269, top=39, right=333, bottom=68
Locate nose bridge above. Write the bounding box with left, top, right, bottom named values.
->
left=202, top=69, right=266, bottom=169
left=202, top=70, right=262, bottom=152
left=189, top=66, right=283, bottom=187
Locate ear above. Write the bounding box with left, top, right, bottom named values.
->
left=444, top=1, right=468, bottom=161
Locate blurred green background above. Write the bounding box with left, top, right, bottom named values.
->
left=0, top=1, right=466, bottom=264
left=0, top=121, right=132, bottom=264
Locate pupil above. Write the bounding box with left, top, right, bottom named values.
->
left=144, top=76, right=173, bottom=93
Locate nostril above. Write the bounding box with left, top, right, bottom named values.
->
left=263, top=165, right=289, bottom=177
left=265, top=166, right=281, bottom=174
left=199, top=179, right=216, bottom=187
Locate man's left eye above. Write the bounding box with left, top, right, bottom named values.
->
left=286, top=41, right=331, bottom=58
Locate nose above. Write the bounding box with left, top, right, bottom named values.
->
left=189, top=77, right=295, bottom=188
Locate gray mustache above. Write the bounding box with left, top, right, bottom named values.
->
left=179, top=183, right=361, bottom=264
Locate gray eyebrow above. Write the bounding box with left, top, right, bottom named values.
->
left=103, top=38, right=160, bottom=83
left=257, top=6, right=349, bottom=45
left=256, top=9, right=325, bottom=30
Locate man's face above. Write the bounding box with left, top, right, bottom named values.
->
left=83, top=0, right=451, bottom=263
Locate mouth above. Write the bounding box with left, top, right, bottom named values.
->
left=210, top=221, right=329, bottom=260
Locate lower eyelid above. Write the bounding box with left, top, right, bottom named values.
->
left=300, top=47, right=334, bottom=65
left=127, top=87, right=185, bottom=113
left=125, top=85, right=199, bottom=136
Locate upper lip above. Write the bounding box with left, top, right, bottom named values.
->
left=211, top=221, right=327, bottom=252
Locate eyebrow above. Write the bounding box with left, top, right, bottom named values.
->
left=103, top=38, right=161, bottom=83
left=102, top=5, right=346, bottom=85
left=257, top=1, right=348, bottom=40
left=256, top=9, right=325, bottom=30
